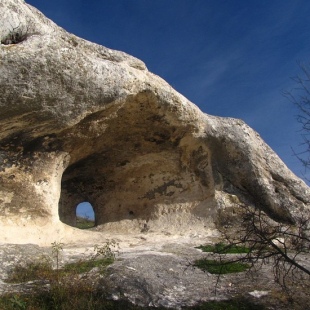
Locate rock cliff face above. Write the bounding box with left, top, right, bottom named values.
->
left=0, top=0, right=309, bottom=244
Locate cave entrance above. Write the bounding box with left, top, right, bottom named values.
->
left=76, top=202, right=95, bottom=229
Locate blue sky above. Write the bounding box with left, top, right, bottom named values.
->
left=26, top=0, right=310, bottom=184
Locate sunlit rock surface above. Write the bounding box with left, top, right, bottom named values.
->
left=0, top=0, right=309, bottom=244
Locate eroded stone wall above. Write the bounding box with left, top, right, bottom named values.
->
left=0, top=0, right=309, bottom=244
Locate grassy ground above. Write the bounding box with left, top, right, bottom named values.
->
left=4, top=241, right=306, bottom=309
left=196, top=243, right=250, bottom=254
left=194, top=243, right=251, bottom=274
left=194, top=258, right=250, bottom=274
left=0, top=291, right=265, bottom=310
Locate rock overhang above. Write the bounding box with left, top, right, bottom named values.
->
left=57, top=91, right=215, bottom=232
left=0, top=0, right=309, bottom=244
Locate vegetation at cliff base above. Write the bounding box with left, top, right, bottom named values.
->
left=76, top=215, right=95, bottom=229
left=194, top=259, right=250, bottom=274
left=197, top=243, right=251, bottom=254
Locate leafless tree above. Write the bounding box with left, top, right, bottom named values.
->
left=205, top=64, right=310, bottom=301
left=216, top=65, right=310, bottom=298
left=285, top=62, right=310, bottom=178
left=219, top=204, right=310, bottom=294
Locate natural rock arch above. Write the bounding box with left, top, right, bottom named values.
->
left=0, top=0, right=309, bottom=244
left=76, top=202, right=95, bottom=220
left=75, top=202, right=95, bottom=229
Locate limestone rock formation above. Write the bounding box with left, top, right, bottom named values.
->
left=0, top=0, right=309, bottom=244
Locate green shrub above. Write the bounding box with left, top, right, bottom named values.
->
left=194, top=259, right=250, bottom=274
left=63, top=257, right=114, bottom=274
left=5, top=259, right=53, bottom=283
left=197, top=243, right=251, bottom=254
left=0, top=291, right=151, bottom=310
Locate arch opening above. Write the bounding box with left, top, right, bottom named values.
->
left=76, top=202, right=95, bottom=229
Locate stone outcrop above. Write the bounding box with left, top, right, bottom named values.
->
left=0, top=0, right=309, bottom=244
left=2, top=242, right=308, bottom=309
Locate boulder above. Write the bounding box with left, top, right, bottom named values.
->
left=0, top=0, right=309, bottom=244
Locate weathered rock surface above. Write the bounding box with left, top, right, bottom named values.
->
left=0, top=0, right=309, bottom=244
left=1, top=242, right=309, bottom=309
left=100, top=243, right=298, bottom=309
